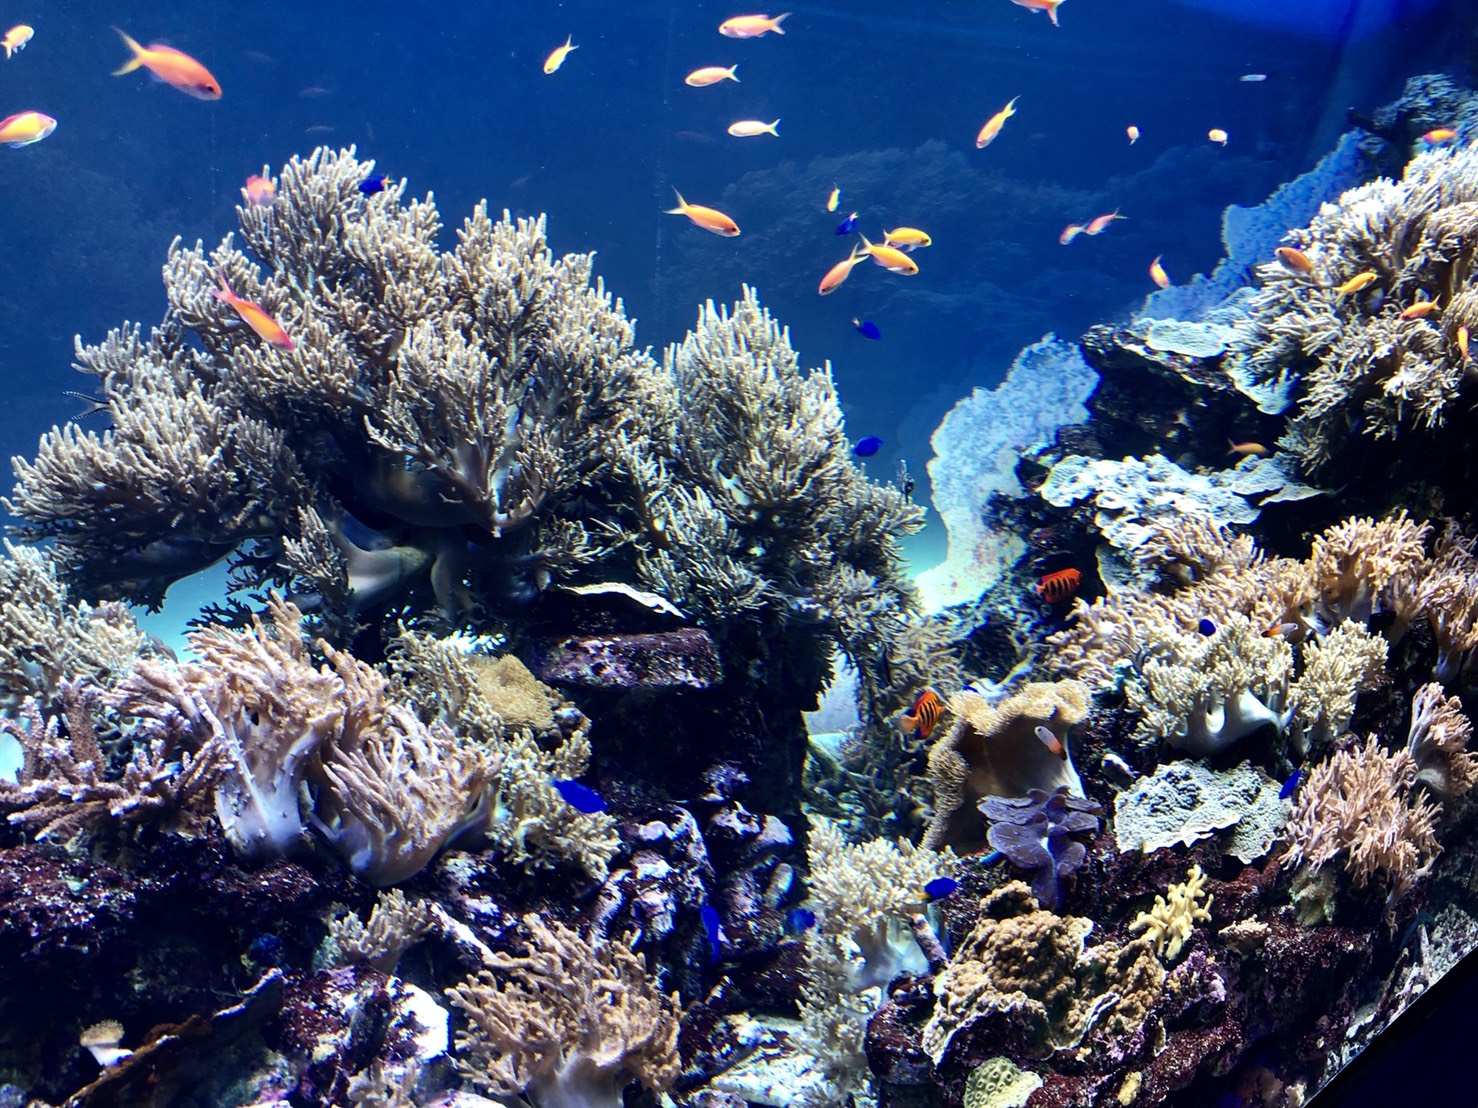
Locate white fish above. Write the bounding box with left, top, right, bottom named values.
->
left=1239, top=73, right=1268, bottom=82
left=727, top=119, right=780, bottom=137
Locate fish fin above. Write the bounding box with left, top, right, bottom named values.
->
left=111, top=26, right=146, bottom=75
left=1048, top=0, right=1063, bottom=25
left=211, top=268, right=236, bottom=302
left=771, top=12, right=791, bottom=32
left=1, top=45, right=9, bottom=60
left=768, top=119, right=780, bottom=135
left=664, top=188, right=688, bottom=215
left=728, top=65, right=739, bottom=81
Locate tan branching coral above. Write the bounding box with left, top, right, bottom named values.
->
left=0, top=680, right=223, bottom=841
left=924, top=681, right=1089, bottom=851
left=445, top=914, right=680, bottom=1108
left=1233, top=145, right=1478, bottom=468
left=328, top=888, right=436, bottom=974
left=1305, top=512, right=1428, bottom=626
left=1281, top=737, right=1441, bottom=899
left=1129, top=864, right=1213, bottom=962
left=1290, top=622, right=1388, bottom=755
left=1406, top=682, right=1478, bottom=798
left=921, top=882, right=1165, bottom=1064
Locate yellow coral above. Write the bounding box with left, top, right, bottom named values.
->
left=1130, top=864, right=1212, bottom=962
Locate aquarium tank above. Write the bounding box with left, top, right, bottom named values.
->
left=0, top=0, right=1476, bottom=1104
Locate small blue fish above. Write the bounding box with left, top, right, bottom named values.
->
left=852, top=435, right=883, bottom=458
left=1279, top=769, right=1302, bottom=800
left=836, top=211, right=859, bottom=235
left=982, top=851, right=1004, bottom=866
left=358, top=173, right=389, bottom=196
left=1198, top=618, right=1217, bottom=636
left=924, top=876, right=958, bottom=900
left=852, top=318, right=882, bottom=341
left=701, top=903, right=723, bottom=961
left=786, top=907, right=816, bottom=933
left=551, top=779, right=606, bottom=814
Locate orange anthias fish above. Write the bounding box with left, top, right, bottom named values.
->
left=1228, top=440, right=1270, bottom=458
left=1084, top=210, right=1125, bottom=235
left=826, top=184, right=841, bottom=212
left=1, top=24, right=33, bottom=59
left=665, top=189, right=740, bottom=236
left=1400, top=300, right=1440, bottom=320
left=543, top=35, right=578, bottom=75
left=1010, top=0, right=1065, bottom=26
left=1149, top=255, right=1171, bottom=289
left=1126, top=125, right=1140, bottom=145
left=685, top=64, right=739, bottom=87
left=0, top=111, right=56, bottom=148
left=1333, top=271, right=1377, bottom=297
left=883, top=227, right=931, bottom=250
left=899, top=689, right=945, bottom=741
left=1460, top=325, right=1471, bottom=361
left=818, top=246, right=867, bottom=295
left=1422, top=128, right=1458, bottom=144
left=719, top=12, right=790, bottom=37
left=1208, top=128, right=1229, bottom=145
left=857, top=234, right=918, bottom=275
left=976, top=96, right=1019, bottom=148
left=1275, top=246, right=1316, bottom=275
left=1059, top=223, right=1085, bottom=245
left=112, top=27, right=221, bottom=99
left=1034, top=567, right=1081, bottom=603
left=213, top=271, right=294, bottom=350
left=244, top=175, right=276, bottom=207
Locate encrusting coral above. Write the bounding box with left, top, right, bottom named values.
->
left=445, top=913, right=681, bottom=1108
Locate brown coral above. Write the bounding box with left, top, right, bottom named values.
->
left=923, top=680, right=1089, bottom=852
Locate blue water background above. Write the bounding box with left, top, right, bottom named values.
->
left=0, top=0, right=1466, bottom=586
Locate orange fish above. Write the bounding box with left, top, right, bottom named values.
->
left=1034, top=725, right=1068, bottom=759
left=1059, top=223, right=1085, bottom=245
left=1400, top=300, right=1439, bottom=320
left=976, top=96, right=1019, bottom=149
left=818, top=246, right=867, bottom=295
left=1333, top=271, right=1376, bottom=297
left=1460, top=325, right=1470, bottom=361
left=1275, top=246, right=1315, bottom=275
left=213, top=271, right=293, bottom=350
left=825, top=184, right=840, bottom=212
left=1034, top=567, right=1081, bottom=603
left=883, top=227, right=931, bottom=250
left=112, top=27, right=221, bottom=100
left=1149, top=255, right=1171, bottom=289
left=244, top=175, right=276, bottom=206
left=1422, top=128, right=1458, bottom=144
left=1010, top=0, right=1065, bottom=26
left=1208, top=128, right=1229, bottom=145
left=857, top=234, right=918, bottom=275
left=899, top=689, right=945, bottom=741
left=0, top=111, right=55, bottom=147
left=543, top=36, right=577, bottom=75
left=719, top=12, right=790, bottom=37
left=665, top=189, right=740, bottom=236
left=1228, top=440, right=1270, bottom=458
left=1084, top=210, right=1125, bottom=236
left=1264, top=622, right=1299, bottom=639
left=1126, top=125, right=1140, bottom=145
left=1, top=24, right=33, bottom=59
left=685, top=64, right=739, bottom=86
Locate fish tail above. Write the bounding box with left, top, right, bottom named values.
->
left=111, top=26, right=145, bottom=75
left=664, top=188, right=688, bottom=215
left=211, top=268, right=235, bottom=302
left=1048, top=0, right=1063, bottom=25
left=767, top=119, right=780, bottom=135
left=727, top=65, right=739, bottom=81
left=770, top=12, right=791, bottom=32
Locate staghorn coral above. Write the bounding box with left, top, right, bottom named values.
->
left=1230, top=144, right=1478, bottom=470
left=1129, top=864, right=1213, bottom=963
left=924, top=681, right=1089, bottom=852
left=920, top=881, right=1165, bottom=1065
left=1281, top=736, right=1441, bottom=901
left=1405, top=681, right=1478, bottom=797
left=445, top=913, right=680, bottom=1108
left=0, top=680, right=223, bottom=842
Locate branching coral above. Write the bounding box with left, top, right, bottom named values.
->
left=1231, top=144, right=1478, bottom=469
left=1281, top=736, right=1441, bottom=900
left=328, top=888, right=436, bottom=974
left=1406, top=681, right=1478, bottom=798
left=1129, top=864, right=1212, bottom=963
left=445, top=914, right=680, bottom=1108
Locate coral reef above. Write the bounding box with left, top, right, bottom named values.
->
left=979, top=787, right=1102, bottom=911
left=1129, top=864, right=1213, bottom=963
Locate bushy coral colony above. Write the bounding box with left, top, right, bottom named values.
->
left=13, top=77, right=1478, bottom=1105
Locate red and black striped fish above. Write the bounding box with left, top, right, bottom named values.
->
left=899, top=688, right=946, bottom=740
left=1034, top=567, right=1081, bottom=604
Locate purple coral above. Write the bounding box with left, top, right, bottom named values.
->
left=979, top=787, right=1101, bottom=911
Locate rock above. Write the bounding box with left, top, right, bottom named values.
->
left=532, top=627, right=720, bottom=689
